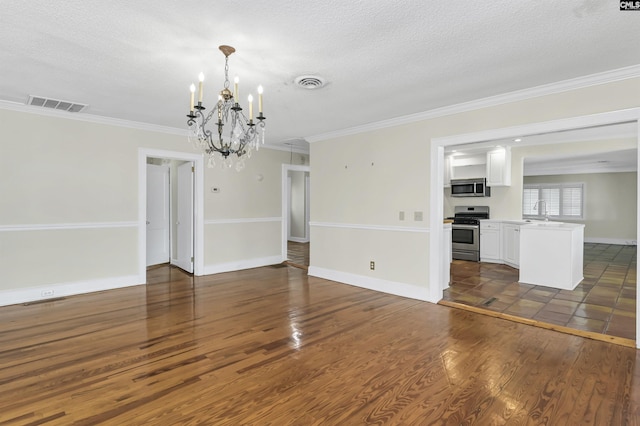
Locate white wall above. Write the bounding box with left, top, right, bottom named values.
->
left=310, top=77, right=640, bottom=301
left=0, top=107, right=292, bottom=304
left=524, top=172, right=637, bottom=243
left=202, top=148, right=290, bottom=274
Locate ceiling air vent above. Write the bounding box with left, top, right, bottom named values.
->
left=27, top=95, right=87, bottom=113
left=294, top=75, right=326, bottom=90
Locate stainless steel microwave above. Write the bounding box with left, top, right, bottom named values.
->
left=450, top=178, right=491, bottom=197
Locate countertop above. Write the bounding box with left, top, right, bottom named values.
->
left=520, top=221, right=585, bottom=231
left=480, top=218, right=585, bottom=230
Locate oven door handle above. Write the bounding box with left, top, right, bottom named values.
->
left=452, top=224, right=479, bottom=229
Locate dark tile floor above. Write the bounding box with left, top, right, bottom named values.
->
left=443, top=243, right=637, bottom=341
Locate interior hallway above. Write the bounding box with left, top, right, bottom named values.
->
left=443, top=243, right=636, bottom=343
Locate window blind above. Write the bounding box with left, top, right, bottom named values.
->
left=523, top=183, right=584, bottom=219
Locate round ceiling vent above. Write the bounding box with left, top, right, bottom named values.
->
left=294, top=75, right=326, bottom=89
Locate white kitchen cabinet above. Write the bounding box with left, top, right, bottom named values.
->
left=502, top=223, right=520, bottom=267
left=486, top=147, right=511, bottom=187
left=519, top=222, right=585, bottom=290
left=450, top=153, right=486, bottom=180
left=480, top=221, right=501, bottom=263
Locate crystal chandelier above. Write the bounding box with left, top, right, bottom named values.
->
left=187, top=45, right=266, bottom=171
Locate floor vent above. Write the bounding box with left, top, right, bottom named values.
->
left=23, top=297, right=66, bottom=306
left=27, top=95, right=87, bottom=113
left=482, top=297, right=498, bottom=306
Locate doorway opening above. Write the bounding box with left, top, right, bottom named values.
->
left=282, top=164, right=310, bottom=269
left=146, top=158, right=195, bottom=273
left=138, top=149, right=204, bottom=283
left=429, top=109, right=640, bottom=348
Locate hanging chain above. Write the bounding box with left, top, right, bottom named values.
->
left=223, top=56, right=230, bottom=90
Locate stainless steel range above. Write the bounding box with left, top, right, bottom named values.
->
left=450, top=206, right=490, bottom=262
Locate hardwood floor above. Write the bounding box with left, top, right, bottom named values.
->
left=1, top=265, right=639, bottom=425
left=286, top=241, right=310, bottom=269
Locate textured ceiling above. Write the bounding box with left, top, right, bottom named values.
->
left=524, top=148, right=638, bottom=176
left=1, top=1, right=639, bottom=153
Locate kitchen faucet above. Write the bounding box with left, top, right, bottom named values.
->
left=533, top=200, right=549, bottom=221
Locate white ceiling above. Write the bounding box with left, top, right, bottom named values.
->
left=446, top=122, right=638, bottom=175
left=521, top=123, right=639, bottom=176
left=1, top=1, right=639, bottom=154
left=523, top=148, right=638, bottom=176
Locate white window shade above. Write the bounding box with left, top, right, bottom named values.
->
left=562, top=186, right=583, bottom=217
left=523, top=188, right=539, bottom=216
left=523, top=183, right=584, bottom=219
left=540, top=187, right=560, bottom=216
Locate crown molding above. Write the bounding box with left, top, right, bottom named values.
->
left=0, top=99, right=297, bottom=154
left=263, top=143, right=310, bottom=154
left=306, top=64, right=640, bottom=143
left=0, top=99, right=188, bottom=136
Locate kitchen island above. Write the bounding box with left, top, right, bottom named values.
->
left=519, top=222, right=585, bottom=290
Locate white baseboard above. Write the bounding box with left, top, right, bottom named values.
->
left=308, top=266, right=431, bottom=302
left=203, top=255, right=283, bottom=275
left=584, top=237, right=637, bottom=246
left=0, top=275, right=141, bottom=307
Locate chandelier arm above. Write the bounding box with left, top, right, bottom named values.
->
left=194, top=104, right=229, bottom=157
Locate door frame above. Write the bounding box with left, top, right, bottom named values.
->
left=281, top=164, right=311, bottom=261
left=138, top=149, right=204, bottom=282
left=428, top=108, right=640, bottom=347
left=286, top=176, right=292, bottom=240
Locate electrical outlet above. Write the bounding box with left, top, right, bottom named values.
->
left=414, top=211, right=423, bottom=221
left=41, top=289, right=54, bottom=297
left=370, top=261, right=375, bottom=270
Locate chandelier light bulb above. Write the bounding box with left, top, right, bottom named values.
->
left=189, top=83, right=196, bottom=111
left=197, top=72, right=204, bottom=103
left=257, top=85, right=263, bottom=113
left=234, top=76, right=239, bottom=101
left=248, top=94, right=253, bottom=120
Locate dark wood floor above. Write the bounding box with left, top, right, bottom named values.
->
left=1, top=265, right=639, bottom=424
left=444, top=243, right=637, bottom=342
left=286, top=240, right=309, bottom=268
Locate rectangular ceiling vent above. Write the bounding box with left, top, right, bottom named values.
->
left=27, top=95, right=87, bottom=113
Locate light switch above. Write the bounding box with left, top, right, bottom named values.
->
left=399, top=211, right=405, bottom=221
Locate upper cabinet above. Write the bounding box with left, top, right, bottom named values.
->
left=486, top=147, right=511, bottom=187
left=446, top=153, right=486, bottom=184
left=445, top=146, right=512, bottom=187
